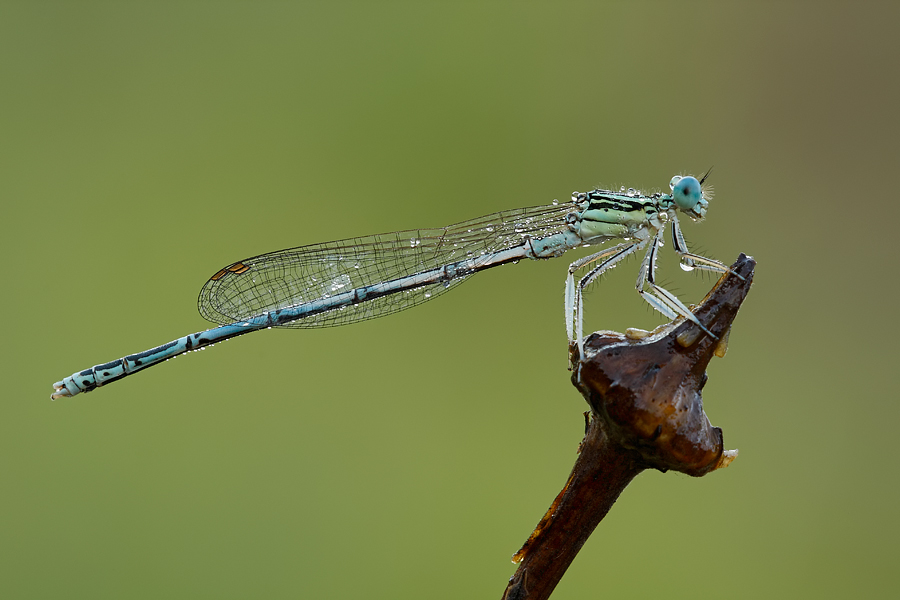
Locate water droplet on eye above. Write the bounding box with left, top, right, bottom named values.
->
left=552, top=199, right=559, bottom=205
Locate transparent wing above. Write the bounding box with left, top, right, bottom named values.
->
left=197, top=202, right=576, bottom=328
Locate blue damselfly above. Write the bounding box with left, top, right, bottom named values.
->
left=52, top=174, right=729, bottom=399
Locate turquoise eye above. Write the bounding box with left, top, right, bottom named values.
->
left=672, top=175, right=702, bottom=211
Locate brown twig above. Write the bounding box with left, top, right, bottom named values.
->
left=502, top=253, right=755, bottom=600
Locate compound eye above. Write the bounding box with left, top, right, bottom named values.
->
left=672, top=175, right=702, bottom=211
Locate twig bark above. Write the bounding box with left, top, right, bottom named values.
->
left=502, top=253, right=755, bottom=600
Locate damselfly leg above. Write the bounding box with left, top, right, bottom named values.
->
left=670, top=218, right=741, bottom=278
left=636, top=229, right=716, bottom=340
left=567, top=241, right=644, bottom=358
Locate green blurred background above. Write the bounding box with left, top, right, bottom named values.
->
left=2, top=2, right=897, bottom=598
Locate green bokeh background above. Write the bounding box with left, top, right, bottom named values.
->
left=3, top=2, right=897, bottom=598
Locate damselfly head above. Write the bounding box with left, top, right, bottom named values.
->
left=670, top=174, right=709, bottom=221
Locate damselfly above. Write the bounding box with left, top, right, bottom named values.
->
left=51, top=173, right=730, bottom=399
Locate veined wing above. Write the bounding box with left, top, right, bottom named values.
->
left=197, top=202, right=576, bottom=328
